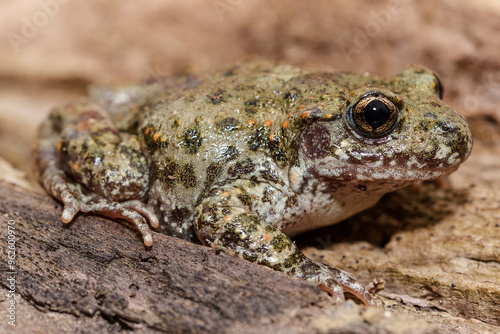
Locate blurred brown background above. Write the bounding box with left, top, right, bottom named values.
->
left=1, top=0, right=499, bottom=171
left=0, top=0, right=499, bottom=333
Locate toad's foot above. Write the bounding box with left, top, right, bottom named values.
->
left=42, top=167, right=159, bottom=246
left=305, top=260, right=374, bottom=305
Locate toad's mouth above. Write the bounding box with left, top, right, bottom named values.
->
left=312, top=164, right=460, bottom=183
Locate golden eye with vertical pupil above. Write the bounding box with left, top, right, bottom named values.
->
left=349, top=92, right=399, bottom=138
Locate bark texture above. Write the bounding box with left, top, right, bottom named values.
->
left=1, top=179, right=443, bottom=334
left=1, top=1, right=499, bottom=333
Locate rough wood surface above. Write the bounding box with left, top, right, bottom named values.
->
left=0, top=179, right=442, bottom=334
left=1, top=1, right=500, bottom=333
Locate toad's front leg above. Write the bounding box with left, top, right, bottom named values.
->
left=32, top=102, right=159, bottom=246
left=194, top=180, right=374, bottom=306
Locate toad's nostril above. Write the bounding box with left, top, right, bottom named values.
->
left=435, top=121, right=456, bottom=134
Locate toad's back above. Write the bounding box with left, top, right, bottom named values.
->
left=134, top=63, right=350, bottom=239
left=33, top=62, right=472, bottom=305
left=90, top=62, right=470, bottom=240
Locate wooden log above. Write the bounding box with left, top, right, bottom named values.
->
left=0, top=180, right=439, bottom=333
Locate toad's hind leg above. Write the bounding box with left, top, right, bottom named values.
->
left=194, top=180, right=374, bottom=305
left=32, top=102, right=159, bottom=246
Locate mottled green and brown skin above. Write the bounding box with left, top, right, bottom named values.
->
left=32, top=62, right=472, bottom=305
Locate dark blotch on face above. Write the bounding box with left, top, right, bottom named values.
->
left=418, top=121, right=432, bottom=132
left=300, top=123, right=332, bottom=160
left=424, top=112, right=438, bottom=119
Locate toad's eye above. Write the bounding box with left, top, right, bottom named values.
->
left=349, top=92, right=398, bottom=138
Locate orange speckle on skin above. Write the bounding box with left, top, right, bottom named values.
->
left=264, top=120, right=272, bottom=127
left=144, top=127, right=152, bottom=136
left=264, top=234, right=271, bottom=241
left=72, top=162, right=80, bottom=171
left=281, top=120, right=289, bottom=129
left=195, top=117, right=201, bottom=122
left=235, top=188, right=241, bottom=195
left=57, top=141, right=63, bottom=152
left=269, top=133, right=275, bottom=141
left=222, top=191, right=230, bottom=197
left=298, top=104, right=305, bottom=109
left=300, top=111, right=309, bottom=119
left=247, top=119, right=256, bottom=126
left=223, top=215, right=232, bottom=222
left=153, top=132, right=161, bottom=141
left=325, top=113, right=333, bottom=118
